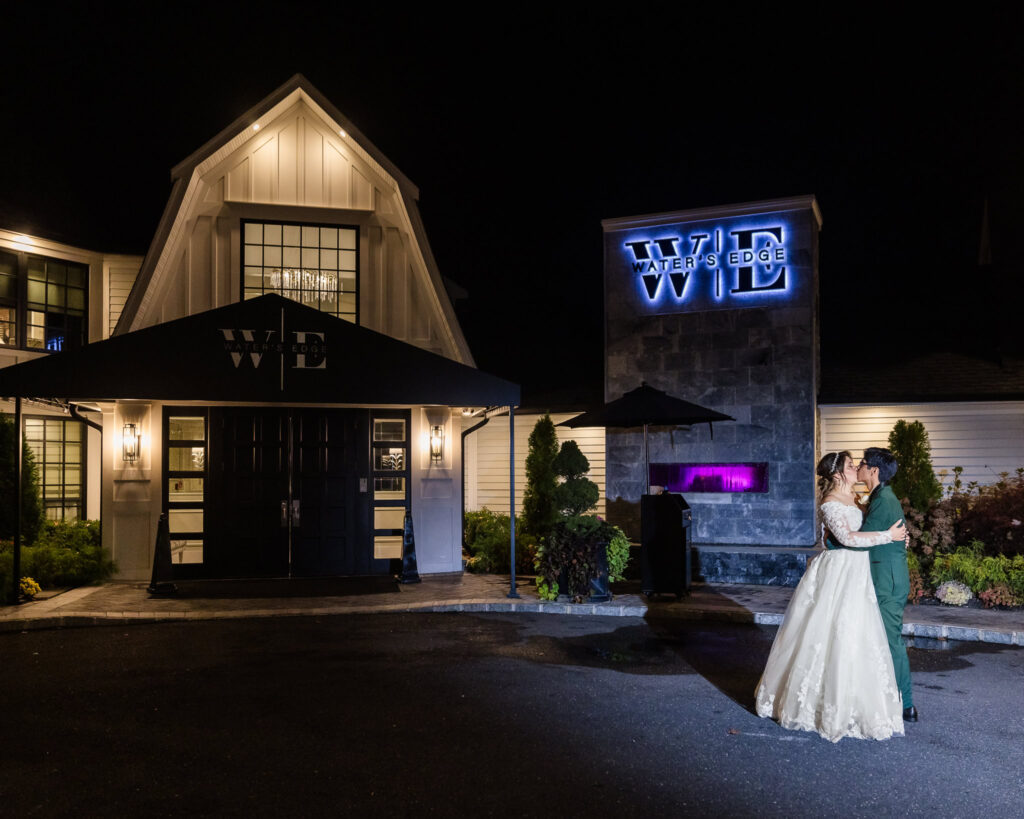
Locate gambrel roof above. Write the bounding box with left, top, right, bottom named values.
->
left=116, top=74, right=473, bottom=365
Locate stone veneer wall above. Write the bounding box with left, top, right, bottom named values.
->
left=604, top=204, right=820, bottom=546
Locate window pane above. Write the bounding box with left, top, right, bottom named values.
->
left=340, top=229, right=357, bottom=250
left=169, top=477, right=204, bottom=501
left=169, top=417, right=205, bottom=440
left=373, top=420, right=405, bottom=441
left=374, top=476, right=405, bottom=501
left=374, top=507, right=406, bottom=530
left=27, top=279, right=45, bottom=304
left=264, top=245, right=281, bottom=267
left=373, top=447, right=405, bottom=471
left=169, top=508, right=203, bottom=534
left=244, top=245, right=263, bottom=265
left=244, top=223, right=262, bottom=244
left=374, top=536, right=402, bottom=559
left=283, top=225, right=301, bottom=246
left=321, top=228, right=338, bottom=248
left=169, top=446, right=205, bottom=471
left=264, top=223, right=281, bottom=245
left=67, top=265, right=86, bottom=288
left=302, top=226, right=319, bottom=247
left=171, top=539, right=204, bottom=564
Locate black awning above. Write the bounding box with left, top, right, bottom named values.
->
left=0, top=294, right=520, bottom=406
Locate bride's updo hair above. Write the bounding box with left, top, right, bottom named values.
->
left=816, top=450, right=852, bottom=499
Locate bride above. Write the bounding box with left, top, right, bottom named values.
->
left=754, top=450, right=907, bottom=742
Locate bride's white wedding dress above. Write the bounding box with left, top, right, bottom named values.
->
left=754, top=501, right=905, bottom=742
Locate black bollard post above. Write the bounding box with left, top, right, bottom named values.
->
left=147, top=513, right=177, bottom=596
left=399, top=509, right=421, bottom=584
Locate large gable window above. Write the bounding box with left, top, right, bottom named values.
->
left=0, top=249, right=88, bottom=351
left=242, top=221, right=358, bottom=323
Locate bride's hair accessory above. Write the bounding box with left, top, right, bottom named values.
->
left=830, top=452, right=840, bottom=473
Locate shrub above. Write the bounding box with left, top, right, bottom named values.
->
left=955, top=469, right=1024, bottom=557
left=463, top=509, right=537, bottom=575
left=534, top=516, right=630, bottom=602
left=522, top=415, right=560, bottom=541
left=906, top=550, right=927, bottom=604
left=0, top=412, right=45, bottom=547
left=0, top=520, right=115, bottom=595
left=553, top=439, right=599, bottom=517
left=978, top=583, right=1023, bottom=609
left=888, top=419, right=943, bottom=513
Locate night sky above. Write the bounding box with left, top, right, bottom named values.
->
left=3, top=6, right=1022, bottom=399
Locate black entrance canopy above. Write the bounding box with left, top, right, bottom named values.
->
left=0, top=294, right=520, bottom=406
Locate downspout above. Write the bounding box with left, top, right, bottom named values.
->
left=460, top=414, right=491, bottom=557
left=69, top=402, right=103, bottom=434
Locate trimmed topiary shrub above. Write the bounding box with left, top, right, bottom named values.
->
left=522, top=415, right=560, bottom=542
left=553, top=439, right=599, bottom=517
left=888, top=419, right=943, bottom=513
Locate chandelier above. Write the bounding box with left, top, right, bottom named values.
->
left=268, top=268, right=339, bottom=301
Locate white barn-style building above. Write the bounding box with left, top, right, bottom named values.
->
left=1, top=74, right=518, bottom=581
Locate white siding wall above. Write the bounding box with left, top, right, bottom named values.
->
left=106, top=260, right=141, bottom=337
left=140, top=100, right=454, bottom=359
left=820, top=402, right=1024, bottom=489
left=464, top=413, right=606, bottom=518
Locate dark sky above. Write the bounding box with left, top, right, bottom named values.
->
left=3, top=6, right=1021, bottom=397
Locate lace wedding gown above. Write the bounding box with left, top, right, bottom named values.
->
left=754, top=501, right=905, bottom=742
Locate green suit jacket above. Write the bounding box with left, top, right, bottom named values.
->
left=824, top=485, right=905, bottom=557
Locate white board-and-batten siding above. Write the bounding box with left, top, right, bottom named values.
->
left=464, top=413, right=606, bottom=518
left=134, top=97, right=458, bottom=362
left=819, top=402, right=1024, bottom=489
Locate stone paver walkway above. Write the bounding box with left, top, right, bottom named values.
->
left=2, top=574, right=1022, bottom=646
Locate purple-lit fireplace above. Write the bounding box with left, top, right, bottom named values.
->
left=649, top=462, right=769, bottom=494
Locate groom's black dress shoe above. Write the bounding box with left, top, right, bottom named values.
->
left=903, top=706, right=919, bottom=722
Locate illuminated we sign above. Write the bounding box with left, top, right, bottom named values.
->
left=622, top=218, right=793, bottom=310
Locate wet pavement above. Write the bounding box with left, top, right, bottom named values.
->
left=2, top=573, right=1022, bottom=646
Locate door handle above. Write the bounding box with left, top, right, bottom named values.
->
left=281, top=500, right=288, bottom=527
left=291, top=499, right=301, bottom=526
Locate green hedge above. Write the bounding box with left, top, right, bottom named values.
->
left=0, top=519, right=115, bottom=600
left=463, top=509, right=537, bottom=575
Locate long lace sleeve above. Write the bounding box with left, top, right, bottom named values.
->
left=821, top=503, right=891, bottom=547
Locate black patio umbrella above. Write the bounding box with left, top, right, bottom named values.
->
left=559, top=383, right=735, bottom=490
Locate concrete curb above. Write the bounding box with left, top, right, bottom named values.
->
left=2, top=599, right=1022, bottom=646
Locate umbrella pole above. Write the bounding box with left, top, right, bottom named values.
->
left=643, top=422, right=649, bottom=494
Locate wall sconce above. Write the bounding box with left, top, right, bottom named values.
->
left=429, top=424, right=445, bottom=463
left=122, top=423, right=139, bottom=463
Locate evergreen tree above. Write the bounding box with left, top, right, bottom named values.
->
left=888, top=419, right=943, bottom=512
left=553, top=439, right=599, bottom=516
left=0, top=413, right=45, bottom=545
left=522, top=414, right=560, bottom=540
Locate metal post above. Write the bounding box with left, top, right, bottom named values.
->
left=507, top=405, right=519, bottom=599
left=12, top=396, right=22, bottom=604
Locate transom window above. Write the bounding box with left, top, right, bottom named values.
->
left=242, top=221, right=358, bottom=323
left=0, top=249, right=88, bottom=351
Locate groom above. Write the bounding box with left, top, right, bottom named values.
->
left=855, top=447, right=916, bottom=722
left=825, top=447, right=916, bottom=721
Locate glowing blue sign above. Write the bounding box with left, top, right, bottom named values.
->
left=618, top=215, right=796, bottom=312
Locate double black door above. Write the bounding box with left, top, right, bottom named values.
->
left=206, top=408, right=378, bottom=577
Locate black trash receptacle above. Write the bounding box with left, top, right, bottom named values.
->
left=640, top=492, right=692, bottom=598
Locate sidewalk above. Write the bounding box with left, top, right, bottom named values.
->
left=2, top=575, right=1023, bottom=646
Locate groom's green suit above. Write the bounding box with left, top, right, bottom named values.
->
left=826, top=485, right=913, bottom=709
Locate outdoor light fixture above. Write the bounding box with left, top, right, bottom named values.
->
left=122, top=423, right=139, bottom=463
left=429, top=424, right=444, bottom=462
